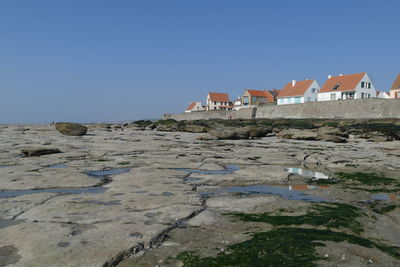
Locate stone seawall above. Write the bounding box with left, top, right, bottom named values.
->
left=163, top=108, right=257, bottom=121
left=164, top=99, right=400, bottom=121
left=255, top=99, right=400, bottom=119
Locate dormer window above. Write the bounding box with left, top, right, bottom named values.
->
left=332, top=84, right=340, bottom=90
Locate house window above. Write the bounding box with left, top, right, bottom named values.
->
left=368, top=82, right=371, bottom=89
left=214, top=102, right=216, bottom=105
left=252, top=96, right=257, bottom=103
left=214, top=107, right=216, bottom=110
left=361, top=82, right=365, bottom=88
left=361, top=93, right=365, bottom=98
left=243, top=96, right=249, bottom=105
left=330, top=93, right=336, bottom=100
left=312, top=88, right=317, bottom=93
left=332, top=84, right=340, bottom=90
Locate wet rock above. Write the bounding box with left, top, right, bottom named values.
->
left=57, top=242, right=70, bottom=248
left=55, top=122, right=87, bottom=136
left=0, top=245, right=21, bottom=266
left=21, top=147, right=61, bottom=157
left=196, top=134, right=218, bottom=141
left=129, top=232, right=143, bottom=238
left=317, top=134, right=347, bottom=143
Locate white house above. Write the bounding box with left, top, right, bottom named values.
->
left=233, top=97, right=242, bottom=110
left=185, top=102, right=204, bottom=113
left=389, top=74, right=400, bottom=99
left=376, top=91, right=391, bottom=99
left=206, top=92, right=233, bottom=110
left=318, top=73, right=377, bottom=101
left=276, top=79, right=319, bottom=105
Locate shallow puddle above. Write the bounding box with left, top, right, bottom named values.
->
left=172, top=165, right=239, bottom=175
left=78, top=200, right=121, bottom=206
left=289, top=185, right=329, bottom=190
left=0, top=219, right=23, bottom=229
left=48, top=164, right=68, bottom=169
left=286, top=167, right=329, bottom=180
left=0, top=245, right=21, bottom=266
left=85, top=168, right=130, bottom=178
left=371, top=194, right=397, bottom=201
left=211, top=185, right=326, bottom=202
left=0, top=187, right=107, bottom=199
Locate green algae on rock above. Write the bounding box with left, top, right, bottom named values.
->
left=229, top=203, right=365, bottom=234
left=170, top=228, right=400, bottom=267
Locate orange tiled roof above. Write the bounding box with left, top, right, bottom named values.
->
left=246, top=89, right=275, bottom=103
left=320, top=73, right=366, bottom=93
left=208, top=92, right=229, bottom=102
left=277, top=80, right=315, bottom=98
left=185, top=102, right=197, bottom=111
left=390, top=74, right=400, bottom=90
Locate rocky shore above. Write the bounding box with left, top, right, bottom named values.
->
left=1, top=119, right=400, bottom=266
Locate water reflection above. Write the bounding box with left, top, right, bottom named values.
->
left=286, top=167, right=329, bottom=180
left=85, top=168, right=130, bottom=178
left=205, top=185, right=326, bottom=202
left=172, top=165, right=239, bottom=175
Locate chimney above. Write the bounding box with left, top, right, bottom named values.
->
left=292, top=80, right=296, bottom=87
left=328, top=75, right=332, bottom=79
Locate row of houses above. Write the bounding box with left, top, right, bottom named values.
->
left=185, top=73, right=400, bottom=112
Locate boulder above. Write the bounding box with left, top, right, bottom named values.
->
left=242, top=125, right=272, bottom=137
left=277, top=129, right=318, bottom=140
left=55, top=122, right=87, bottom=136
left=318, top=127, right=349, bottom=138
left=208, top=126, right=244, bottom=139
left=207, top=125, right=270, bottom=139
left=21, top=147, right=61, bottom=157
left=183, top=125, right=207, bottom=133
left=155, top=124, right=178, bottom=132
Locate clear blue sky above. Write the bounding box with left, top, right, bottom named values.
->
left=1, top=0, right=399, bottom=123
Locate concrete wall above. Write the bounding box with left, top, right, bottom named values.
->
left=255, top=98, right=400, bottom=119
left=164, top=107, right=257, bottom=121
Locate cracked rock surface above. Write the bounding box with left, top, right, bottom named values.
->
left=1, top=123, right=400, bottom=266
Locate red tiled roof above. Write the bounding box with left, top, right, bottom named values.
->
left=246, top=89, right=275, bottom=103
left=185, top=102, right=197, bottom=111
left=320, top=73, right=366, bottom=93
left=277, top=80, right=315, bottom=98
left=390, top=74, right=400, bottom=90
left=208, top=92, right=229, bottom=102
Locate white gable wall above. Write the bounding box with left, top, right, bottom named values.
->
left=353, top=73, right=377, bottom=99
left=277, top=80, right=319, bottom=105
left=303, top=80, right=320, bottom=102
left=318, top=73, right=377, bottom=101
